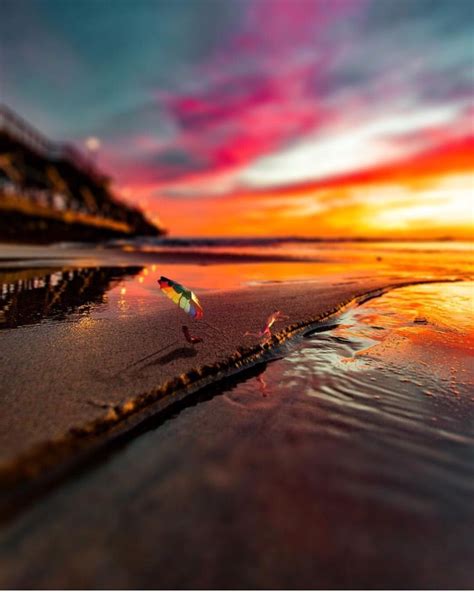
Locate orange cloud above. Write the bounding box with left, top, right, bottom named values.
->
left=152, top=134, right=474, bottom=238
left=243, top=134, right=474, bottom=197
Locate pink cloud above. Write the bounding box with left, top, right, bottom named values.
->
left=102, top=0, right=366, bottom=190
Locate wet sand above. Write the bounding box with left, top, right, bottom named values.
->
left=0, top=374, right=471, bottom=589
left=0, top=241, right=472, bottom=588
left=0, top=279, right=472, bottom=589
left=0, top=271, right=444, bottom=484
left=0, top=241, right=326, bottom=268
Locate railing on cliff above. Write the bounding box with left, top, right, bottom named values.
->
left=0, top=105, right=163, bottom=239
left=0, top=104, right=105, bottom=182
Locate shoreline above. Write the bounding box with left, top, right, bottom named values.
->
left=0, top=242, right=325, bottom=268
left=0, top=276, right=463, bottom=502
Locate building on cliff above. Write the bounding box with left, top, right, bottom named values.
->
left=0, top=105, right=165, bottom=243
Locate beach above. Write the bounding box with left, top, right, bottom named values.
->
left=0, top=239, right=473, bottom=588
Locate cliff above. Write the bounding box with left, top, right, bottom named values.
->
left=0, top=105, right=165, bottom=243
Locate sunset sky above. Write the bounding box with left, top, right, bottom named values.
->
left=1, top=0, right=473, bottom=238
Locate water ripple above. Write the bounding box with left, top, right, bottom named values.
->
left=223, top=282, right=474, bottom=512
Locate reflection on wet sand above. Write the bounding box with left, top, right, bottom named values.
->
left=0, top=266, right=141, bottom=329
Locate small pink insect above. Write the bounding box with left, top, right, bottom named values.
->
left=245, top=310, right=289, bottom=340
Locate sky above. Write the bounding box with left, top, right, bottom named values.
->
left=1, top=0, right=473, bottom=238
